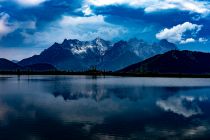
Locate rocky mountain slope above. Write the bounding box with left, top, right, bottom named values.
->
left=18, top=38, right=177, bottom=71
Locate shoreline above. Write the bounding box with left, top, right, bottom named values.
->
left=1, top=71, right=210, bottom=78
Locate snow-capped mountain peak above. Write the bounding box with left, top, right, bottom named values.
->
left=18, top=37, right=177, bottom=71
left=67, top=38, right=111, bottom=56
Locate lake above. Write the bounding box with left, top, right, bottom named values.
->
left=0, top=75, right=210, bottom=140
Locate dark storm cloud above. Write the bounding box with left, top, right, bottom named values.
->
left=0, top=0, right=83, bottom=29
left=93, top=5, right=196, bottom=26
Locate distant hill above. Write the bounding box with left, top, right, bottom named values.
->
left=0, top=58, right=56, bottom=71
left=0, top=58, right=22, bottom=71
left=119, top=50, right=210, bottom=74
left=18, top=38, right=177, bottom=71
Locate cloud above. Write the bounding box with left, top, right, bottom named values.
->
left=0, top=13, right=16, bottom=39
left=13, top=0, right=47, bottom=6
left=144, top=0, right=210, bottom=14
left=60, top=15, right=104, bottom=26
left=183, top=126, right=208, bottom=137
left=180, top=38, right=195, bottom=44
left=76, top=5, right=94, bottom=16
left=85, top=0, right=210, bottom=14
left=156, top=95, right=203, bottom=118
left=156, top=22, right=202, bottom=44
left=180, top=37, right=208, bottom=44
left=198, top=38, right=208, bottom=43
left=82, top=5, right=94, bottom=16
left=22, top=15, right=127, bottom=48
left=0, top=12, right=36, bottom=40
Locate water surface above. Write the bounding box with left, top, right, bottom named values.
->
left=0, top=75, right=210, bottom=140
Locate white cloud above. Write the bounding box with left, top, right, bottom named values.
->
left=13, top=0, right=47, bottom=6
left=180, top=38, right=195, bottom=44
left=156, top=22, right=202, bottom=44
left=183, top=126, right=208, bottom=137
left=0, top=13, right=16, bottom=39
left=79, top=5, right=94, bottom=16
left=156, top=95, right=202, bottom=118
left=60, top=15, right=104, bottom=26
left=85, top=0, right=210, bottom=14
left=0, top=12, right=36, bottom=39
left=198, top=38, right=208, bottom=43
left=144, top=0, right=210, bottom=14
left=83, top=5, right=93, bottom=16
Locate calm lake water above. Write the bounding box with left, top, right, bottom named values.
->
left=0, top=75, right=210, bottom=140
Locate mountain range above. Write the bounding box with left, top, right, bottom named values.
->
left=1, top=37, right=210, bottom=75
left=119, top=50, right=210, bottom=74
left=18, top=38, right=177, bottom=71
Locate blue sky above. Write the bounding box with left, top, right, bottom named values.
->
left=0, top=0, right=210, bottom=60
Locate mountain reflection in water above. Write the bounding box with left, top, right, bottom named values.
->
left=0, top=75, right=210, bottom=140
